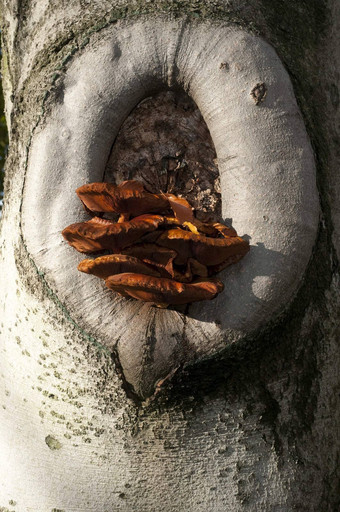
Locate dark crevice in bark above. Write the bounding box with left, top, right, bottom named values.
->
left=104, top=89, right=221, bottom=222
left=258, top=384, right=282, bottom=457
left=111, top=349, right=142, bottom=406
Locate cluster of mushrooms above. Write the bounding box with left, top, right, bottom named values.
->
left=62, top=180, right=249, bottom=308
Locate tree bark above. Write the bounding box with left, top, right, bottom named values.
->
left=1, top=1, right=340, bottom=511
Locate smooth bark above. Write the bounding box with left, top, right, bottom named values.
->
left=0, top=1, right=340, bottom=511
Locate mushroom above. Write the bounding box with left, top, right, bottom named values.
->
left=156, top=228, right=249, bottom=266
left=121, top=243, right=177, bottom=278
left=76, top=180, right=169, bottom=215
left=105, top=273, right=224, bottom=306
left=78, top=254, right=161, bottom=279
left=172, top=258, right=208, bottom=283
left=62, top=179, right=249, bottom=306
left=121, top=244, right=208, bottom=282
left=164, top=193, right=194, bottom=223
left=212, top=222, right=238, bottom=238
left=62, top=214, right=164, bottom=253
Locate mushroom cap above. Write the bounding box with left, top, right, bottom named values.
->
left=165, top=193, right=194, bottom=223
left=212, top=222, right=238, bottom=238
left=105, top=273, right=224, bottom=305
left=122, top=244, right=208, bottom=281
left=122, top=243, right=177, bottom=278
left=208, top=252, right=249, bottom=274
left=64, top=179, right=248, bottom=306
left=78, top=254, right=161, bottom=279
left=76, top=180, right=169, bottom=215
left=62, top=215, right=164, bottom=253
left=157, top=228, right=249, bottom=266
left=172, top=258, right=208, bottom=283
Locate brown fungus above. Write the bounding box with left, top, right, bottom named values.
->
left=62, top=214, right=164, bottom=253
left=78, top=254, right=161, bottom=279
left=62, top=179, right=250, bottom=306
left=165, top=193, right=194, bottom=224
left=122, top=244, right=208, bottom=282
left=156, top=228, right=249, bottom=266
left=122, top=244, right=177, bottom=278
left=105, top=273, right=224, bottom=306
left=172, top=258, right=208, bottom=283
left=76, top=180, right=169, bottom=215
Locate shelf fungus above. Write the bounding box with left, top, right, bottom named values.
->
left=62, top=180, right=249, bottom=307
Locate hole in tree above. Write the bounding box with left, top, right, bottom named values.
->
left=104, top=90, right=222, bottom=223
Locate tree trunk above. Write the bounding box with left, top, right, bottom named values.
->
left=1, top=1, right=340, bottom=510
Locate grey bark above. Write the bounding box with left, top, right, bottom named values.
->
left=0, top=1, right=340, bottom=511
left=20, top=18, right=319, bottom=399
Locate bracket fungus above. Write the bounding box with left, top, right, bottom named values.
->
left=62, top=180, right=249, bottom=307
left=76, top=180, right=169, bottom=216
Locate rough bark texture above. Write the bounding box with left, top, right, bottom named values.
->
left=105, top=90, right=222, bottom=221
left=0, top=1, right=340, bottom=511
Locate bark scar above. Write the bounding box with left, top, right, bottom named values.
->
left=251, top=82, right=267, bottom=105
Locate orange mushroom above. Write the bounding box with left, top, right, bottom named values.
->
left=157, top=228, right=249, bottom=266
left=105, top=273, right=224, bottom=305
left=62, top=215, right=164, bottom=253
left=165, top=193, right=194, bottom=223
left=62, top=178, right=250, bottom=307
left=122, top=243, right=177, bottom=278
left=76, top=180, right=169, bottom=215
left=213, top=222, right=238, bottom=238
left=208, top=252, right=248, bottom=274
left=121, top=243, right=208, bottom=282
left=183, top=219, right=237, bottom=238
left=172, top=258, right=208, bottom=283
left=78, top=254, right=161, bottom=279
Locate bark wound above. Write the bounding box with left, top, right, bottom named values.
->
left=105, top=90, right=222, bottom=223
left=251, top=82, right=267, bottom=104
